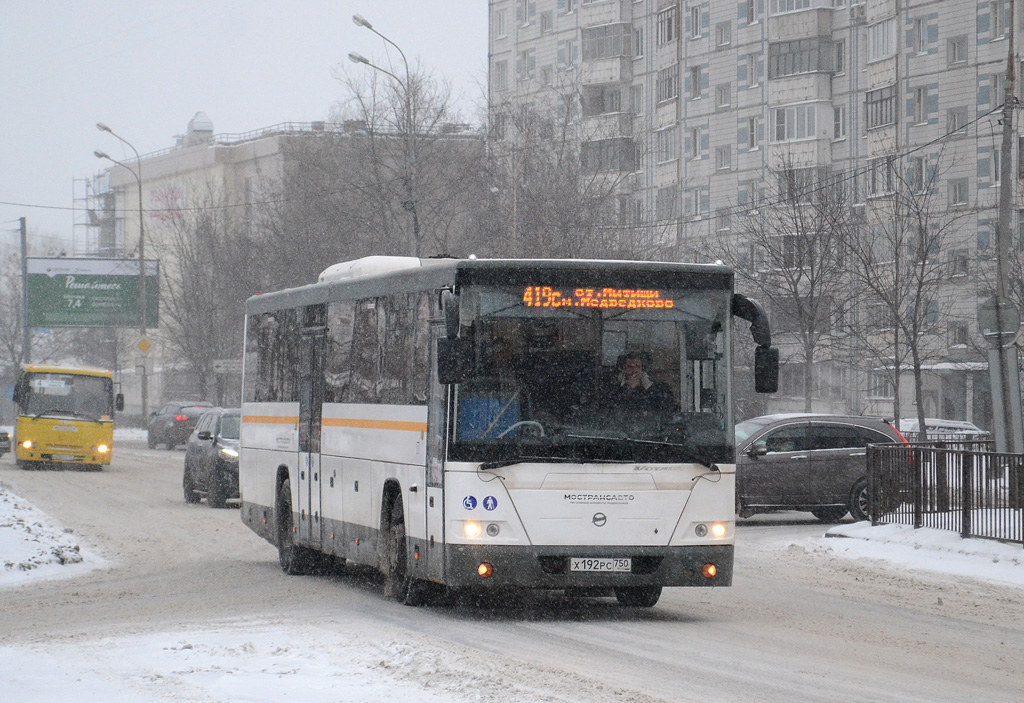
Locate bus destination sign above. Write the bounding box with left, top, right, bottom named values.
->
left=522, top=286, right=675, bottom=310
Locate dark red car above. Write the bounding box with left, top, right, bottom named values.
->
left=147, top=400, right=213, bottom=449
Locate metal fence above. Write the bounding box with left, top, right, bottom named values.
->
left=867, top=442, right=1024, bottom=545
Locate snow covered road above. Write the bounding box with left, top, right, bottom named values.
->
left=2, top=443, right=1022, bottom=702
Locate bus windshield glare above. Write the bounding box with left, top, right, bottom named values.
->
left=448, top=283, right=733, bottom=465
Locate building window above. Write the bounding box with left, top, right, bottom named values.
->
left=518, top=49, right=536, bottom=81
left=634, top=26, right=644, bottom=57
left=689, top=187, right=707, bottom=217
left=690, top=6, right=702, bottom=38
left=868, top=371, right=895, bottom=398
left=583, top=23, right=629, bottom=61
left=866, top=85, right=896, bottom=129
left=656, top=127, right=678, bottom=163
left=949, top=179, right=969, bottom=206
left=517, top=0, right=535, bottom=25
left=657, top=6, right=678, bottom=45
left=910, top=156, right=926, bottom=192
left=689, top=126, right=703, bottom=159
left=630, top=84, right=644, bottom=115
left=947, top=107, right=968, bottom=135
left=991, top=73, right=1006, bottom=109
left=868, top=18, right=896, bottom=62
left=949, top=323, right=969, bottom=347
left=992, top=1, right=1007, bottom=39
left=746, top=0, right=758, bottom=24
left=948, top=35, right=967, bottom=64
left=656, top=186, right=678, bottom=222
left=745, top=53, right=759, bottom=87
left=912, top=86, right=928, bottom=124
left=716, top=145, right=732, bottom=170
left=690, top=65, right=702, bottom=99
left=716, top=21, right=731, bottom=47
left=540, top=10, right=553, bottom=33
left=657, top=64, right=679, bottom=102
left=912, top=17, right=926, bottom=54
left=833, top=105, right=846, bottom=139
left=770, top=0, right=812, bottom=14
left=769, top=38, right=832, bottom=78
left=949, top=250, right=970, bottom=277
left=493, top=60, right=508, bottom=91
left=716, top=83, right=731, bottom=108
left=834, top=39, right=845, bottom=74
left=747, top=116, right=759, bottom=149
left=558, top=39, right=577, bottom=68
left=494, top=9, right=508, bottom=38
left=868, top=156, right=895, bottom=196
left=717, top=208, right=732, bottom=231
left=771, top=102, right=817, bottom=142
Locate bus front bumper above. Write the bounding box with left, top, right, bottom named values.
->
left=441, top=543, right=733, bottom=590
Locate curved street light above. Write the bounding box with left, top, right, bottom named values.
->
left=95, top=124, right=149, bottom=419
left=350, top=15, right=420, bottom=257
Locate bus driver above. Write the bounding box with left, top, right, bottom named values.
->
left=608, top=351, right=673, bottom=411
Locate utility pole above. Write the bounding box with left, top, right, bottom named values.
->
left=992, top=0, right=1024, bottom=453
left=19, top=217, right=30, bottom=364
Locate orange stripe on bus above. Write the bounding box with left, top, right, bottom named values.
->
left=243, top=415, right=299, bottom=424
left=322, top=418, right=427, bottom=433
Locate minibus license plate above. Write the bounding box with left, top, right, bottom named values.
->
left=570, top=558, right=631, bottom=572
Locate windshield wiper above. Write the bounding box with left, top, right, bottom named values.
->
left=564, top=433, right=716, bottom=470
left=480, top=455, right=631, bottom=470
left=33, top=408, right=85, bottom=420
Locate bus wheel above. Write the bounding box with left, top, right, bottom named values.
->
left=614, top=586, right=662, bottom=608
left=380, top=497, right=422, bottom=606
left=276, top=478, right=315, bottom=575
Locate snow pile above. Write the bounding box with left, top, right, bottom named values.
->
left=0, top=487, right=102, bottom=585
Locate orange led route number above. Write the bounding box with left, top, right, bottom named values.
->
left=522, top=286, right=675, bottom=309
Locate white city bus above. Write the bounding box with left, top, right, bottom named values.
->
left=239, top=256, right=777, bottom=607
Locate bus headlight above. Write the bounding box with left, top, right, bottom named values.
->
left=20, top=439, right=33, bottom=450
left=695, top=522, right=728, bottom=538
left=710, top=522, right=727, bottom=538
left=96, top=444, right=110, bottom=454
left=463, top=521, right=481, bottom=538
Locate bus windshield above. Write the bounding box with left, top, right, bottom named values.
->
left=17, top=372, right=114, bottom=420
left=448, top=282, right=733, bottom=465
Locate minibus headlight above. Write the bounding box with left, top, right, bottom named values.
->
left=21, top=439, right=33, bottom=450
left=96, top=444, right=110, bottom=454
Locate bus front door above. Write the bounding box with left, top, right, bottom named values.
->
left=297, top=328, right=325, bottom=547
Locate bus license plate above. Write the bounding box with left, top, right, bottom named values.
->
left=51, top=454, right=78, bottom=461
left=570, top=558, right=631, bottom=572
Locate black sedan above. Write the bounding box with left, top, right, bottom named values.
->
left=147, top=400, right=213, bottom=449
left=183, top=408, right=240, bottom=508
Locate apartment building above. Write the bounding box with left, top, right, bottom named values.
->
left=488, top=0, right=1019, bottom=427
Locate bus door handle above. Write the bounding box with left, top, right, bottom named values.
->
left=790, top=455, right=807, bottom=460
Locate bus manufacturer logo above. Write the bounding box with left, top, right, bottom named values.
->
left=592, top=513, right=607, bottom=527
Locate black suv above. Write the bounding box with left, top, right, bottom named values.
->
left=183, top=408, right=240, bottom=508
left=735, top=413, right=907, bottom=522
left=147, top=401, right=213, bottom=449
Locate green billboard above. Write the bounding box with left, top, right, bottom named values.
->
left=27, top=258, right=159, bottom=328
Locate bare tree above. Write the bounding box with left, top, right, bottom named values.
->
left=149, top=181, right=258, bottom=403
left=845, top=151, right=975, bottom=432
left=706, top=160, right=855, bottom=412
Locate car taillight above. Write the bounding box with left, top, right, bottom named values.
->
left=175, top=415, right=188, bottom=421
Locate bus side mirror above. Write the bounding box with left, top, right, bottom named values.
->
left=437, top=337, right=473, bottom=385
left=12, top=383, right=22, bottom=404
left=442, top=289, right=460, bottom=339
left=754, top=346, right=779, bottom=394
left=115, top=393, right=125, bottom=412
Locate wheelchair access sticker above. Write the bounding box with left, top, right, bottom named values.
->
left=462, top=495, right=477, bottom=510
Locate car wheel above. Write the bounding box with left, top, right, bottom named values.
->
left=811, top=506, right=848, bottom=523
left=207, top=467, right=228, bottom=509
left=849, top=478, right=870, bottom=522
left=614, top=586, right=662, bottom=608
left=182, top=464, right=201, bottom=504
left=147, top=433, right=157, bottom=449
left=166, top=440, right=176, bottom=450
left=276, top=477, right=316, bottom=575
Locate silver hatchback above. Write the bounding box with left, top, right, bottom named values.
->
left=735, top=413, right=907, bottom=522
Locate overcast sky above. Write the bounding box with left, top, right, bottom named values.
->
left=0, top=1, right=488, bottom=253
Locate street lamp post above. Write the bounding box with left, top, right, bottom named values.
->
left=350, top=14, right=420, bottom=257
left=94, top=122, right=149, bottom=420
